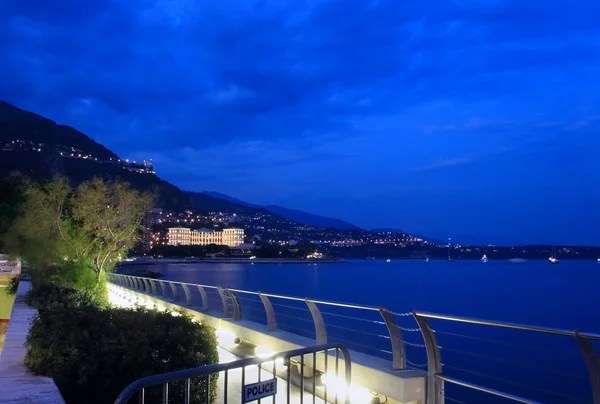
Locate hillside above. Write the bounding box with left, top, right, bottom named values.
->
left=0, top=101, right=117, bottom=160
left=0, top=101, right=244, bottom=213
left=203, top=191, right=361, bottom=230
left=186, top=191, right=274, bottom=216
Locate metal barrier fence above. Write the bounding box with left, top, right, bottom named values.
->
left=110, top=274, right=600, bottom=404
left=114, top=343, right=351, bottom=404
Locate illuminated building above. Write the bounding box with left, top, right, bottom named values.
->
left=167, top=227, right=245, bottom=247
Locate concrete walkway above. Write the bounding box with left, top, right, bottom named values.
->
left=0, top=281, right=65, bottom=403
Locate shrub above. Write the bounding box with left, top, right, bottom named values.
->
left=25, top=282, right=108, bottom=311
left=5, top=275, right=19, bottom=295
left=25, top=290, right=219, bottom=404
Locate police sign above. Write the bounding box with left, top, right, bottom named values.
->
left=242, top=378, right=277, bottom=403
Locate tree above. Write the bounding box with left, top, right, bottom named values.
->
left=72, top=178, right=154, bottom=281
left=3, top=176, right=154, bottom=292
left=0, top=179, right=25, bottom=251
left=3, top=177, right=77, bottom=282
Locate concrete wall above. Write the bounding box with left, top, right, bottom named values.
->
left=109, top=283, right=426, bottom=404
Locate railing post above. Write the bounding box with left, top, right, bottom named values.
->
left=379, top=307, right=407, bottom=370
left=258, top=293, right=278, bottom=331
left=216, top=286, right=229, bottom=317
left=197, top=285, right=209, bottom=311
left=413, top=312, right=444, bottom=404
left=305, top=299, right=327, bottom=344
left=134, top=277, right=142, bottom=290
left=181, top=284, right=192, bottom=306
left=227, top=289, right=242, bottom=320
left=158, top=281, right=168, bottom=298
left=149, top=279, right=158, bottom=296
left=575, top=332, right=600, bottom=404
left=169, top=282, right=179, bottom=302
left=125, top=276, right=132, bottom=288
left=143, top=278, right=152, bottom=293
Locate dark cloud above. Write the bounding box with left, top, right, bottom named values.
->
left=3, top=0, right=599, bottom=151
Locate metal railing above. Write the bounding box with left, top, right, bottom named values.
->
left=110, top=273, right=412, bottom=370
left=114, top=343, right=351, bottom=404
left=110, top=274, right=600, bottom=404
left=413, top=311, right=600, bottom=404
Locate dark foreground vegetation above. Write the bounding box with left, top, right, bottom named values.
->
left=0, top=176, right=219, bottom=404
left=25, top=284, right=218, bottom=404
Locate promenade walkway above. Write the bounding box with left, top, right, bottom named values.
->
left=0, top=281, right=65, bottom=403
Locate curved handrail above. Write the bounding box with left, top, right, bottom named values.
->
left=414, top=311, right=600, bottom=340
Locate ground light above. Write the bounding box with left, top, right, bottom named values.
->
left=216, top=328, right=239, bottom=349
left=254, top=345, right=287, bottom=370
left=320, top=374, right=374, bottom=404
left=107, top=287, right=184, bottom=319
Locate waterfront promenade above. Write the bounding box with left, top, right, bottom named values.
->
left=0, top=281, right=64, bottom=403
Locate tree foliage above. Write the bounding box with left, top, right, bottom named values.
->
left=0, top=178, right=25, bottom=251
left=72, top=178, right=154, bottom=278
left=3, top=176, right=153, bottom=292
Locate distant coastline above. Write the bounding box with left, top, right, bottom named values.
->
left=118, top=257, right=341, bottom=265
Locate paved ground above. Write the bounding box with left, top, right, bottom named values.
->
left=0, top=281, right=65, bottom=404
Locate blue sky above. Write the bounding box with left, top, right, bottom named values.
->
left=1, top=0, right=600, bottom=245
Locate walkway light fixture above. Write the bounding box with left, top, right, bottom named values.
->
left=320, top=374, right=374, bottom=404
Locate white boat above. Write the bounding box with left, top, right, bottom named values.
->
left=597, top=258, right=600, bottom=264
left=481, top=254, right=488, bottom=263
left=426, top=258, right=430, bottom=262
left=549, top=246, right=560, bottom=264
left=386, top=259, right=391, bottom=263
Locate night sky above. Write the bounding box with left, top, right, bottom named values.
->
left=1, top=0, right=599, bottom=245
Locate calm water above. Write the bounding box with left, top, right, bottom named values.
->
left=129, top=259, right=600, bottom=403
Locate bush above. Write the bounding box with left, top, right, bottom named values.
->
left=5, top=275, right=19, bottom=296
left=24, top=285, right=219, bottom=404
left=27, top=260, right=102, bottom=295
left=25, top=282, right=108, bottom=311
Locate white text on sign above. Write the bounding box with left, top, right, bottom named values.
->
left=243, top=379, right=277, bottom=403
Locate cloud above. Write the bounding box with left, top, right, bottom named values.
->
left=411, top=157, right=475, bottom=172
left=2, top=0, right=600, bottom=155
